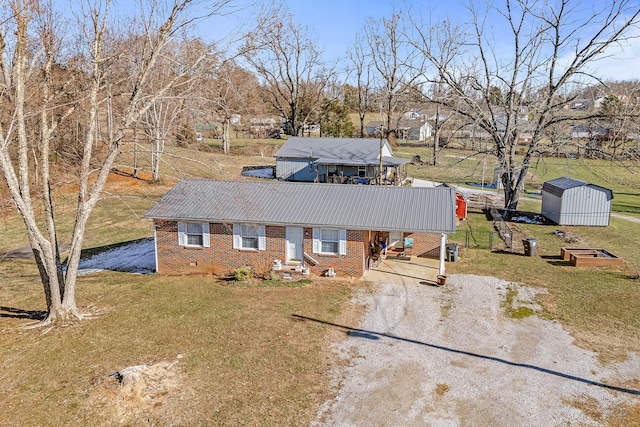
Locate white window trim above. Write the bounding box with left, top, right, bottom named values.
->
left=233, top=224, right=266, bottom=250
left=177, top=221, right=210, bottom=248
left=312, top=228, right=346, bottom=255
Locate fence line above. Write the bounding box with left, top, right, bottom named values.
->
left=459, top=195, right=525, bottom=252
left=462, top=229, right=495, bottom=250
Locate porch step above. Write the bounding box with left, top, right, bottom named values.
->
left=276, top=269, right=310, bottom=280
left=273, top=263, right=311, bottom=279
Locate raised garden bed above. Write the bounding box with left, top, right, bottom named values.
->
left=561, top=247, right=623, bottom=267
left=561, top=247, right=599, bottom=261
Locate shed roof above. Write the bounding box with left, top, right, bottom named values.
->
left=273, top=137, right=410, bottom=167
left=365, top=119, right=431, bottom=129
left=145, top=180, right=457, bottom=233
left=542, top=176, right=613, bottom=200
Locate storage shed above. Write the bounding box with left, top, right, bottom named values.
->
left=541, top=177, right=613, bottom=226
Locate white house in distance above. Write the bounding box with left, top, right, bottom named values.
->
left=365, top=118, right=433, bottom=142
left=541, top=177, right=613, bottom=226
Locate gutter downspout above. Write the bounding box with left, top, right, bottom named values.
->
left=153, top=222, right=159, bottom=274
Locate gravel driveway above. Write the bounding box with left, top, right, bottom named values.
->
left=313, top=274, right=640, bottom=426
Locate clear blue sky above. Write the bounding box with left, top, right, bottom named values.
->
left=117, top=0, right=639, bottom=81
left=201, top=0, right=455, bottom=60
left=198, top=0, right=640, bottom=81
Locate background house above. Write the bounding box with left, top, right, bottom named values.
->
left=145, top=180, right=457, bottom=277
left=249, top=117, right=278, bottom=138
left=570, top=124, right=609, bottom=141
left=365, top=119, right=433, bottom=142
left=274, top=137, right=410, bottom=184
left=541, top=176, right=613, bottom=226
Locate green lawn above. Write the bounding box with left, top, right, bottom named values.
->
left=0, top=139, right=639, bottom=424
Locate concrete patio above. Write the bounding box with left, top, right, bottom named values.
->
left=361, top=256, right=443, bottom=286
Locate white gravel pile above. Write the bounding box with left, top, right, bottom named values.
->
left=313, top=274, right=640, bottom=426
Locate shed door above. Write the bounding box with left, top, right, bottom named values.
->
left=286, top=227, right=304, bottom=264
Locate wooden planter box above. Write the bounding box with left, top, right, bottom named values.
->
left=566, top=249, right=623, bottom=267
left=560, top=247, right=599, bottom=261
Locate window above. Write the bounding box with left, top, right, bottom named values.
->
left=321, top=229, right=339, bottom=253
left=186, top=223, right=204, bottom=246
left=240, top=225, right=258, bottom=249
left=358, top=166, right=366, bottom=178
left=178, top=222, right=210, bottom=248
left=313, top=228, right=346, bottom=255
left=233, top=224, right=266, bottom=250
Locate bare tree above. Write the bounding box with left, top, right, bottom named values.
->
left=137, top=38, right=209, bottom=180
left=407, top=0, right=640, bottom=209
left=424, top=81, right=455, bottom=165
left=364, top=12, right=419, bottom=138
left=347, top=33, right=372, bottom=138
left=204, top=59, right=259, bottom=152
left=0, top=0, right=234, bottom=325
left=241, top=5, right=331, bottom=136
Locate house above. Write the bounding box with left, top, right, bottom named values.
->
left=249, top=117, right=278, bottom=138
left=301, top=124, right=320, bottom=136
left=145, top=180, right=458, bottom=277
left=404, top=110, right=425, bottom=120
left=570, top=124, right=609, bottom=140
left=274, top=137, right=410, bottom=184
left=469, top=114, right=533, bottom=144
left=541, top=177, right=613, bottom=226
left=365, top=119, right=433, bottom=142
left=570, top=99, right=591, bottom=111
left=195, top=124, right=220, bottom=139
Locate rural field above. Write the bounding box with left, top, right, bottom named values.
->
left=0, top=139, right=639, bottom=425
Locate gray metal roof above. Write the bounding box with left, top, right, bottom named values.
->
left=273, top=137, right=410, bottom=166
left=382, top=156, right=410, bottom=167
left=145, top=180, right=457, bottom=233
left=542, top=176, right=613, bottom=200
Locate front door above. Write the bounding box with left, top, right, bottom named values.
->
left=286, top=227, right=304, bottom=264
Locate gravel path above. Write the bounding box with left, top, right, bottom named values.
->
left=313, top=274, right=640, bottom=426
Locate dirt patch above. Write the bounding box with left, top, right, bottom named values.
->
left=314, top=275, right=640, bottom=425
left=88, top=357, right=190, bottom=426
left=554, top=229, right=584, bottom=244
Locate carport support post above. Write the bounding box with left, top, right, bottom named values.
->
left=439, top=234, right=446, bottom=276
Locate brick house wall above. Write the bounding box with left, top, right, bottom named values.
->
left=154, top=220, right=368, bottom=277
left=404, top=232, right=442, bottom=258
left=303, top=229, right=366, bottom=277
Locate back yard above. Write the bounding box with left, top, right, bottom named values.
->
left=0, top=141, right=639, bottom=425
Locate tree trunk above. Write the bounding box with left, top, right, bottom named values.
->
left=222, top=119, right=230, bottom=154
left=151, top=127, right=163, bottom=182
left=433, top=126, right=441, bottom=166
left=133, top=125, right=139, bottom=178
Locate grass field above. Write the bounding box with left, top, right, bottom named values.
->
left=0, top=138, right=639, bottom=425
left=398, top=144, right=640, bottom=216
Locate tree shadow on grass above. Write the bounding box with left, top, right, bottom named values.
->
left=0, top=306, right=46, bottom=320
left=292, top=314, right=640, bottom=396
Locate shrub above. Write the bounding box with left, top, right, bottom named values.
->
left=266, top=270, right=280, bottom=282
left=231, top=267, right=252, bottom=282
